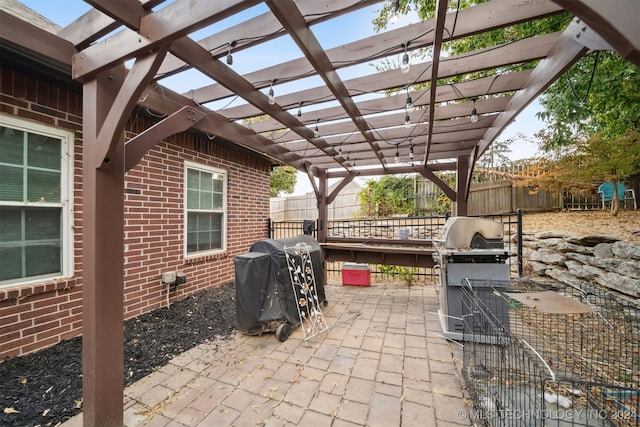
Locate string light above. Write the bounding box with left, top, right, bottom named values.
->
left=470, top=97, right=479, bottom=123
left=268, top=80, right=276, bottom=105
left=390, top=0, right=400, bottom=24
left=409, top=141, right=414, bottom=160
left=394, top=143, right=400, bottom=163
left=401, top=42, right=410, bottom=74
left=297, top=101, right=302, bottom=117
left=313, top=118, right=319, bottom=138
left=226, top=40, right=236, bottom=66
left=404, top=114, right=411, bottom=128
left=405, top=87, right=415, bottom=112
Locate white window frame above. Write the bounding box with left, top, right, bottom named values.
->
left=183, top=161, right=227, bottom=258
left=0, top=114, right=74, bottom=288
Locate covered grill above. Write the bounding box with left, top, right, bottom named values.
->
left=234, top=235, right=326, bottom=342
left=433, top=217, right=510, bottom=341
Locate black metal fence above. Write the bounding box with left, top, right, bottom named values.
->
left=268, top=211, right=523, bottom=282
left=461, top=278, right=640, bottom=426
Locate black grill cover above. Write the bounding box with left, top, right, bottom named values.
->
left=234, top=235, right=326, bottom=335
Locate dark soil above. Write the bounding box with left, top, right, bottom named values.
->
left=0, top=282, right=237, bottom=427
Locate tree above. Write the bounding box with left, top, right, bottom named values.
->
left=270, top=165, right=297, bottom=197
left=537, top=51, right=640, bottom=148
left=359, top=175, right=415, bottom=217
left=374, top=2, right=640, bottom=147
left=517, top=130, right=640, bottom=216
left=476, top=134, right=517, bottom=169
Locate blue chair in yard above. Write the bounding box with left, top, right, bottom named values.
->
left=597, top=182, right=637, bottom=210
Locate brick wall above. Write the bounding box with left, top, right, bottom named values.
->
left=0, top=66, right=271, bottom=360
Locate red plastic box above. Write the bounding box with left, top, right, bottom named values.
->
left=341, top=263, right=371, bottom=286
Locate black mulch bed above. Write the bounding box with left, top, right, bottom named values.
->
left=0, top=282, right=237, bottom=427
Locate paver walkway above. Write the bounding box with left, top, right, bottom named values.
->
left=63, top=281, right=472, bottom=426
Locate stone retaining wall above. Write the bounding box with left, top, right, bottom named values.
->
left=517, top=231, right=640, bottom=298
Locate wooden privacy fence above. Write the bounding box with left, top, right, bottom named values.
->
left=272, top=179, right=560, bottom=220
left=467, top=180, right=561, bottom=215
left=270, top=180, right=362, bottom=220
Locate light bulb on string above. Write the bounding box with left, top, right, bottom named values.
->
left=297, top=101, right=302, bottom=118
left=226, top=40, right=236, bottom=65
left=401, top=42, right=411, bottom=74
left=313, top=119, right=319, bottom=138
left=409, top=142, right=414, bottom=160
left=405, top=86, right=415, bottom=112
left=404, top=114, right=411, bottom=128
left=394, top=144, right=400, bottom=163
left=268, top=80, right=276, bottom=105
left=389, top=0, right=400, bottom=24
left=405, top=95, right=414, bottom=112
left=470, top=98, right=479, bottom=123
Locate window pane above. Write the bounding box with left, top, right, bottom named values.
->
left=28, top=134, right=61, bottom=170
left=198, top=231, right=213, bottom=252
left=25, top=244, right=60, bottom=276
left=186, top=168, right=200, bottom=190
left=212, top=193, right=223, bottom=210
left=187, top=213, right=198, bottom=232
left=201, top=172, right=213, bottom=192
left=212, top=176, right=223, bottom=192
left=0, top=165, right=24, bottom=201
left=27, top=169, right=60, bottom=202
left=0, top=247, right=22, bottom=281
left=0, top=127, right=24, bottom=165
left=187, top=189, right=200, bottom=210
left=200, top=192, right=213, bottom=211
left=197, top=212, right=212, bottom=231
left=25, top=208, right=60, bottom=240
left=212, top=212, right=222, bottom=231
left=186, top=231, right=198, bottom=253
left=211, top=230, right=222, bottom=248
left=0, top=207, right=22, bottom=242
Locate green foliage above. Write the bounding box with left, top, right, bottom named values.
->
left=374, top=1, right=570, bottom=81
left=538, top=51, right=640, bottom=148
left=379, top=264, right=419, bottom=286
left=476, top=135, right=517, bottom=169
left=435, top=173, right=455, bottom=214
left=270, top=165, right=297, bottom=197
left=359, top=175, right=414, bottom=217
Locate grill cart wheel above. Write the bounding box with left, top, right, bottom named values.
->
left=275, top=323, right=292, bottom=342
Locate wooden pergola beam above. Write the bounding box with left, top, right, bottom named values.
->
left=266, top=0, right=385, bottom=168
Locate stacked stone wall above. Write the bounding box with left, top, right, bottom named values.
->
left=517, top=231, right=640, bottom=298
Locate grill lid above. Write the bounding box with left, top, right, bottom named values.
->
left=439, top=217, right=504, bottom=249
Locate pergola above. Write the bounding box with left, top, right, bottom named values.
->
left=1, top=0, right=638, bottom=425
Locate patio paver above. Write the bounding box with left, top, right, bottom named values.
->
left=62, top=281, right=472, bottom=426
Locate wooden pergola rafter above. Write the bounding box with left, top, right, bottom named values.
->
left=2, top=0, right=638, bottom=425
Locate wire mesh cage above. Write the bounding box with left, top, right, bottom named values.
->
left=461, top=278, right=640, bottom=427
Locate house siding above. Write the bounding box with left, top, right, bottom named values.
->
left=0, top=66, right=271, bottom=359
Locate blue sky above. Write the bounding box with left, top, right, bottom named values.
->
left=19, top=0, right=544, bottom=194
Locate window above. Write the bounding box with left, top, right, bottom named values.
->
left=0, top=115, right=73, bottom=287
left=184, top=162, right=227, bottom=256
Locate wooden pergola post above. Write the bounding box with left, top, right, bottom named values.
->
left=80, top=48, right=170, bottom=426
left=455, top=155, right=470, bottom=216
left=81, top=67, right=126, bottom=426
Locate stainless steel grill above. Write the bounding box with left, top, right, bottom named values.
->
left=433, top=217, right=510, bottom=341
